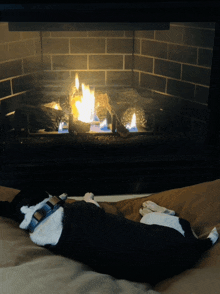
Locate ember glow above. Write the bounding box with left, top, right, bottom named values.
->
left=126, top=113, right=138, bottom=132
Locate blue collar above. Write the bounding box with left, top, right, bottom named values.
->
left=28, top=196, right=65, bottom=233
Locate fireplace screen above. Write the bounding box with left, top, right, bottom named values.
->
left=0, top=21, right=216, bottom=141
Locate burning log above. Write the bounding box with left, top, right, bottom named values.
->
left=95, top=93, right=108, bottom=122
left=13, top=104, right=66, bottom=133
left=106, top=88, right=156, bottom=136
left=104, top=91, right=130, bottom=137
left=69, top=119, right=90, bottom=133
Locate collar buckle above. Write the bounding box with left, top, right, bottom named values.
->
left=28, top=195, right=66, bottom=233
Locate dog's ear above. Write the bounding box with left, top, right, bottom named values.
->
left=45, top=191, right=53, bottom=198
left=12, top=188, right=49, bottom=209
left=20, top=205, right=29, bottom=214
left=59, top=193, right=68, bottom=200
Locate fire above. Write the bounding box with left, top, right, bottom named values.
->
left=69, top=73, right=112, bottom=132
left=130, top=113, right=136, bottom=129
left=75, top=73, right=79, bottom=91
left=90, top=118, right=111, bottom=133
left=74, top=84, right=95, bottom=123
left=126, top=113, right=138, bottom=132
left=69, top=74, right=96, bottom=123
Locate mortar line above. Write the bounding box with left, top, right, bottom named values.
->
left=10, top=79, right=13, bottom=95
left=133, top=53, right=211, bottom=69
left=87, top=55, right=89, bottom=70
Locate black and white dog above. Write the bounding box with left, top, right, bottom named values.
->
left=0, top=189, right=218, bottom=285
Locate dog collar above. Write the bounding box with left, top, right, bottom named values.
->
left=28, top=195, right=65, bottom=233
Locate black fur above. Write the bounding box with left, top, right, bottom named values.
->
left=0, top=189, right=213, bottom=285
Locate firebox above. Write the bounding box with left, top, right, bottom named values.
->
left=0, top=3, right=220, bottom=195
left=0, top=20, right=216, bottom=139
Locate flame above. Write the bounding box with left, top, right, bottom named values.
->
left=90, top=119, right=111, bottom=133
left=75, top=73, right=79, bottom=90
left=100, top=119, right=107, bottom=129
left=126, top=113, right=138, bottom=132
left=130, top=113, right=136, bottom=129
left=71, top=83, right=95, bottom=123
left=54, top=104, right=59, bottom=110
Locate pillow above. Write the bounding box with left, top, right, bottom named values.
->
left=110, top=179, right=220, bottom=294
left=112, top=179, right=220, bottom=236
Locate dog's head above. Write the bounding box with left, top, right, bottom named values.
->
left=11, top=188, right=67, bottom=227
left=19, top=195, right=52, bottom=230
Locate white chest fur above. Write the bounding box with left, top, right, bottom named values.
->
left=19, top=196, right=64, bottom=246
left=30, top=207, right=64, bottom=246
left=140, top=212, right=185, bottom=236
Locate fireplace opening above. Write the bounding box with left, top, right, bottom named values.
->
left=0, top=19, right=219, bottom=195
left=0, top=21, right=216, bottom=142
left=20, top=73, right=156, bottom=137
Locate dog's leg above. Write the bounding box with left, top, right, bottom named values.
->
left=139, top=201, right=175, bottom=216
left=208, top=227, right=219, bottom=245
left=84, top=193, right=100, bottom=208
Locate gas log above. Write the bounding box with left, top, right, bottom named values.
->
left=105, top=88, right=156, bottom=137
left=13, top=104, right=66, bottom=133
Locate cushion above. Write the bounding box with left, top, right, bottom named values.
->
left=110, top=179, right=220, bottom=293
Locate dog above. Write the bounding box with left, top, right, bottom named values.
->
left=0, top=188, right=219, bottom=285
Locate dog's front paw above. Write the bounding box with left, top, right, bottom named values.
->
left=84, top=192, right=95, bottom=202
left=83, top=193, right=100, bottom=208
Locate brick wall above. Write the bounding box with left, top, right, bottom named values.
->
left=132, top=22, right=215, bottom=135
left=0, top=22, right=216, bottom=136
left=39, top=22, right=215, bottom=135
left=133, top=23, right=215, bottom=102
left=40, top=30, right=134, bottom=88
left=0, top=22, right=41, bottom=124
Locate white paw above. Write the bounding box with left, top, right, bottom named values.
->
left=139, top=207, right=153, bottom=216
left=20, top=205, right=29, bottom=214
left=141, top=201, right=175, bottom=216
left=84, top=193, right=100, bottom=208
left=59, top=193, right=68, bottom=200
left=84, top=192, right=95, bottom=202
left=208, top=227, right=219, bottom=245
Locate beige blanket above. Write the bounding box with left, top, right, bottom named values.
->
left=1, top=179, right=220, bottom=294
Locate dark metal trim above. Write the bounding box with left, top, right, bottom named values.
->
left=8, top=22, right=170, bottom=32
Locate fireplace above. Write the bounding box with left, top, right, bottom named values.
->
left=0, top=3, right=220, bottom=195
left=0, top=21, right=215, bottom=138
